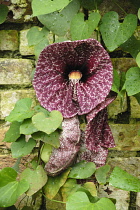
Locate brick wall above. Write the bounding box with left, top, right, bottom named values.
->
left=0, top=1, right=140, bottom=209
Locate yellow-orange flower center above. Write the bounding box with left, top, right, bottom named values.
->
left=68, top=71, right=82, bottom=80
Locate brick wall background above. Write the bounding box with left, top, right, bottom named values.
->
left=0, top=0, right=140, bottom=209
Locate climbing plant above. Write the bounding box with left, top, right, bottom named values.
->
left=0, top=0, right=140, bottom=209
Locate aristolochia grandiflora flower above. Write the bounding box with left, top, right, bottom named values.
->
left=33, top=39, right=113, bottom=118
left=33, top=39, right=116, bottom=176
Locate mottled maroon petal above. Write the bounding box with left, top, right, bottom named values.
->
left=77, top=131, right=109, bottom=167
left=33, top=39, right=113, bottom=118
left=45, top=116, right=81, bottom=176
left=85, top=108, right=115, bottom=152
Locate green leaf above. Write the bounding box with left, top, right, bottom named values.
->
left=99, top=11, right=137, bottom=51
left=136, top=52, right=140, bottom=67
left=32, top=110, right=63, bottom=134
left=0, top=4, right=8, bottom=24
left=111, top=69, right=120, bottom=93
left=61, top=179, right=81, bottom=202
left=11, top=136, right=36, bottom=158
left=34, top=38, right=49, bottom=59
left=124, top=67, right=140, bottom=96
left=66, top=191, right=116, bottom=210
left=138, top=8, right=140, bottom=20
left=109, top=166, right=140, bottom=192
left=44, top=169, right=70, bottom=199
left=32, top=0, right=72, bottom=16
left=5, top=98, right=34, bottom=122
left=3, top=122, right=21, bottom=142
left=0, top=167, right=17, bottom=188
left=120, top=35, right=140, bottom=58
left=20, top=165, right=47, bottom=196
left=27, top=26, right=49, bottom=46
left=20, top=118, right=38, bottom=135
left=42, top=131, right=60, bottom=147
left=70, top=12, right=101, bottom=40
left=0, top=180, right=29, bottom=207
left=95, top=165, right=110, bottom=184
left=34, top=105, right=50, bottom=116
left=40, top=143, right=53, bottom=163
left=38, top=0, right=80, bottom=36
left=68, top=161, right=96, bottom=179
left=80, top=0, right=103, bottom=10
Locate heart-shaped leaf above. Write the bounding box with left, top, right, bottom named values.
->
left=120, top=36, right=140, bottom=58
left=0, top=167, right=17, bottom=188
left=11, top=136, right=36, bottom=158
left=95, top=165, right=110, bottom=184
left=109, top=166, right=140, bottom=192
left=0, top=168, right=29, bottom=207
left=3, top=122, right=21, bottom=142
left=68, top=161, right=96, bottom=179
left=124, top=67, right=140, bottom=96
left=44, top=169, right=70, bottom=199
left=32, top=110, right=63, bottom=134
left=20, top=118, right=38, bottom=135
left=5, top=98, right=34, bottom=122
left=79, top=0, right=103, bottom=10
left=20, top=165, right=47, bottom=196
left=99, top=11, right=137, bottom=51
left=66, top=191, right=116, bottom=210
left=32, top=0, right=71, bottom=16
left=38, top=0, right=80, bottom=36
left=70, top=12, right=101, bottom=40
left=0, top=180, right=29, bottom=207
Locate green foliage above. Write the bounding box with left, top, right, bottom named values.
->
left=44, top=169, right=70, bottom=199
left=124, top=67, right=140, bottom=96
left=95, top=165, right=110, bottom=184
left=38, top=0, right=80, bottom=36
left=32, top=0, right=72, bottom=16
left=68, top=161, right=96, bottom=179
left=0, top=168, right=29, bottom=207
left=11, top=136, right=36, bottom=158
left=0, top=4, right=8, bottom=24
left=109, top=166, right=140, bottom=192
left=3, top=121, right=21, bottom=142
left=70, top=12, right=101, bottom=40
left=32, top=110, right=63, bottom=134
left=66, top=191, right=116, bottom=210
left=2, top=0, right=140, bottom=208
left=5, top=98, right=34, bottom=122
left=20, top=165, right=47, bottom=196
left=99, top=11, right=137, bottom=51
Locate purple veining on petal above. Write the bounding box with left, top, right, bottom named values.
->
left=45, top=116, right=81, bottom=176
left=33, top=39, right=113, bottom=118
left=77, top=131, right=109, bottom=167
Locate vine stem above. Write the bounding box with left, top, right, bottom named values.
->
left=43, top=194, right=66, bottom=204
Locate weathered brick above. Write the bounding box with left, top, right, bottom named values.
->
left=0, top=89, right=37, bottom=119
left=98, top=185, right=129, bottom=210
left=19, top=29, right=34, bottom=55
left=0, top=30, right=19, bottom=51
left=110, top=124, right=140, bottom=151
left=111, top=58, right=137, bottom=72
left=108, top=95, right=127, bottom=119
left=130, top=96, right=140, bottom=118
left=0, top=58, right=34, bottom=85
